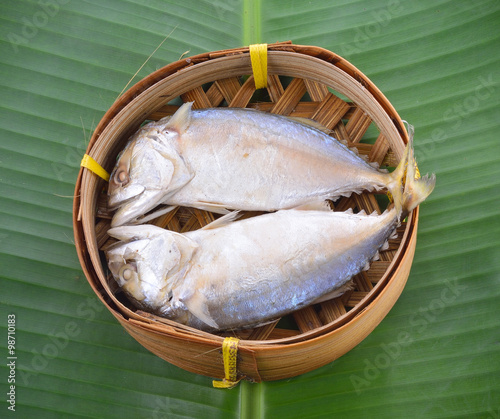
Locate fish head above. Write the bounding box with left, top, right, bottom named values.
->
left=106, top=225, right=197, bottom=312
left=108, top=124, right=194, bottom=227
left=108, top=137, right=144, bottom=208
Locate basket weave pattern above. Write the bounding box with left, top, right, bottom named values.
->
left=74, top=42, right=417, bottom=382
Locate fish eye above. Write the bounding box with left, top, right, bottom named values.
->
left=119, top=263, right=136, bottom=282
left=113, top=169, right=129, bottom=186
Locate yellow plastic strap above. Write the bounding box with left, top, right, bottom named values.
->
left=249, top=43, right=268, bottom=89
left=212, top=337, right=241, bottom=389
left=81, top=154, right=110, bottom=182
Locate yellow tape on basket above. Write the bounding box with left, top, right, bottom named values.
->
left=249, top=43, right=268, bottom=89
left=213, top=337, right=241, bottom=389
left=81, top=154, right=110, bottom=182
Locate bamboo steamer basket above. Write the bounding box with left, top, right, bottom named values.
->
left=73, top=41, right=419, bottom=383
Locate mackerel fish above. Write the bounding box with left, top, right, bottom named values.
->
left=108, top=102, right=407, bottom=227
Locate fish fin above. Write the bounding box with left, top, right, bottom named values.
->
left=164, top=101, right=193, bottom=134
left=292, top=199, right=332, bottom=212
left=131, top=205, right=177, bottom=225
left=311, top=280, right=354, bottom=304
left=192, top=201, right=231, bottom=214
left=287, top=116, right=332, bottom=134
left=184, top=290, right=219, bottom=329
left=108, top=224, right=166, bottom=241
left=201, top=211, right=243, bottom=230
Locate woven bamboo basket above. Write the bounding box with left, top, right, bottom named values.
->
left=73, top=41, right=419, bottom=383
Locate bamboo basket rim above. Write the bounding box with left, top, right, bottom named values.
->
left=73, top=42, right=418, bottom=380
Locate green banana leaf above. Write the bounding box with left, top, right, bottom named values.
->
left=1, top=0, right=499, bottom=417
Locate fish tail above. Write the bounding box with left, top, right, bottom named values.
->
left=387, top=133, right=411, bottom=215
left=399, top=140, right=436, bottom=219
left=387, top=124, right=435, bottom=217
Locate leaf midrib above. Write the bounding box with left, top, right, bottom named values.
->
left=243, top=0, right=262, bottom=45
